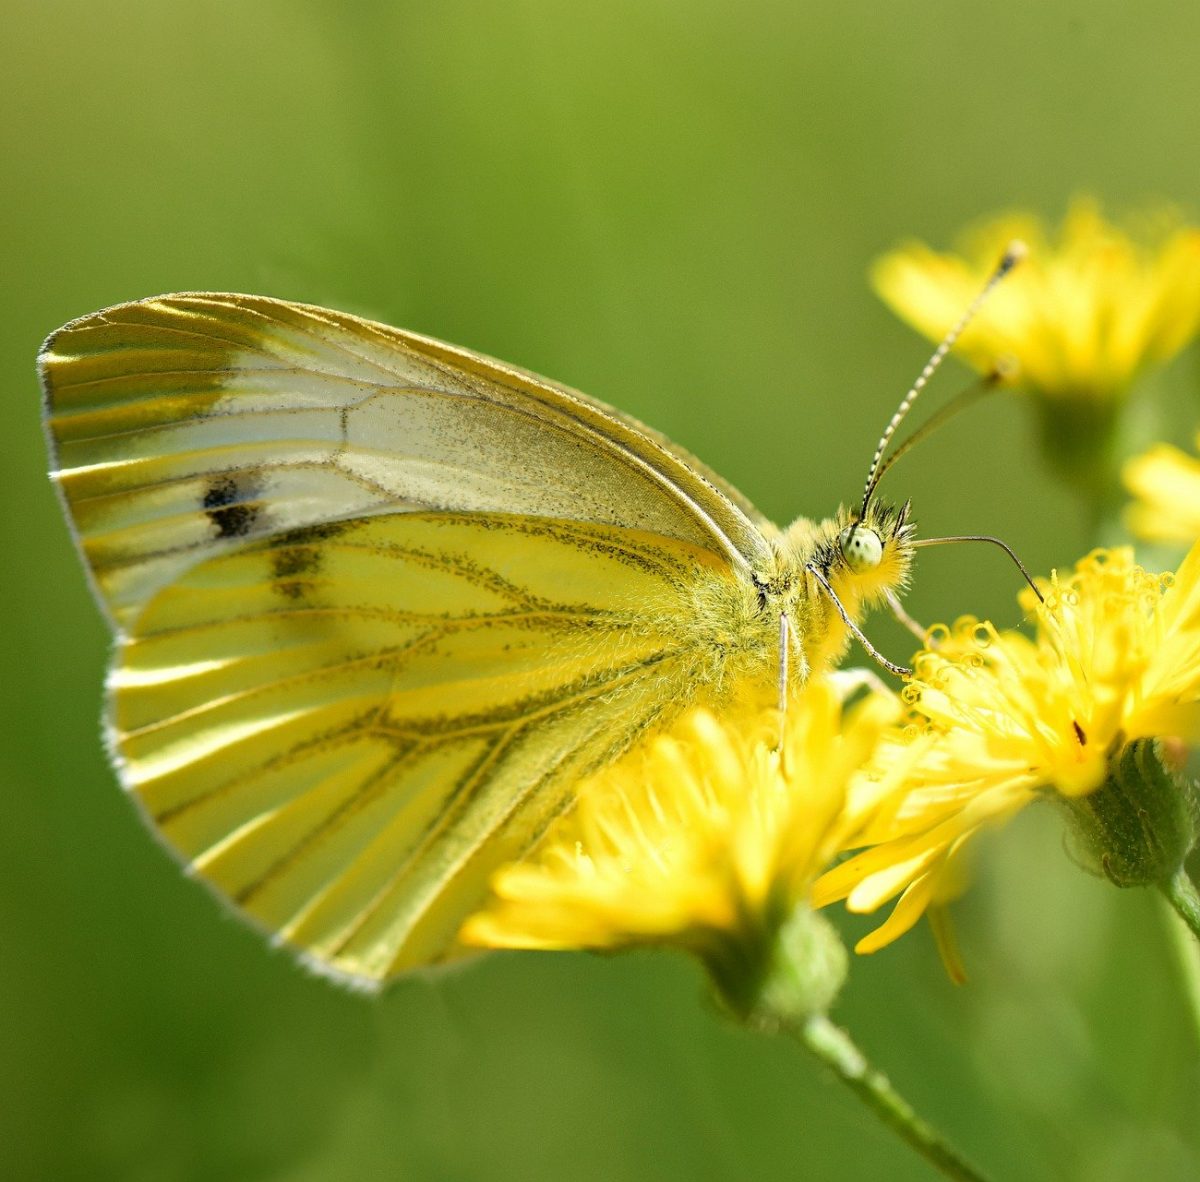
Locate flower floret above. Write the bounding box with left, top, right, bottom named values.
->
left=816, top=542, right=1200, bottom=957
left=873, top=200, right=1200, bottom=400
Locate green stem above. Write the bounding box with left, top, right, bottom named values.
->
left=1156, top=880, right=1200, bottom=1048
left=795, top=1014, right=991, bottom=1182
left=1160, top=867, right=1200, bottom=941
left=1032, top=392, right=1125, bottom=542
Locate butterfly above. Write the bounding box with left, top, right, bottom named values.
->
left=40, top=292, right=926, bottom=988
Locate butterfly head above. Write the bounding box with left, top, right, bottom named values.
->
left=777, top=499, right=915, bottom=676
left=827, top=498, right=916, bottom=610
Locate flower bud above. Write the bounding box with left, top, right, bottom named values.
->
left=1057, top=738, right=1199, bottom=887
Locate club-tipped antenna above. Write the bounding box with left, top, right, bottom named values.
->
left=859, top=240, right=1026, bottom=520
left=867, top=367, right=1007, bottom=492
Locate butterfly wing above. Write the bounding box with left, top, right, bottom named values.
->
left=112, top=511, right=742, bottom=984
left=40, top=293, right=772, bottom=629
left=40, top=295, right=775, bottom=985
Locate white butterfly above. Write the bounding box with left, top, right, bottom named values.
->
left=41, top=292, right=923, bottom=987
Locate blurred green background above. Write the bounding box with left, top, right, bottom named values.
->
left=4, top=2, right=1200, bottom=1178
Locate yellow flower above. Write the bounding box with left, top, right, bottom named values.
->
left=815, top=542, right=1200, bottom=957
left=1124, top=431, right=1200, bottom=544
left=462, top=679, right=899, bottom=1016
left=872, top=200, right=1200, bottom=401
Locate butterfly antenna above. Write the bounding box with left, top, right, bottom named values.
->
left=859, top=240, right=1026, bottom=520
left=868, top=366, right=1009, bottom=492
left=912, top=533, right=1045, bottom=603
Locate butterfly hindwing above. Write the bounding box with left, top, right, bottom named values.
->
left=109, top=510, right=745, bottom=984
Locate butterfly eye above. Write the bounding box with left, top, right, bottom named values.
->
left=839, top=525, right=883, bottom=572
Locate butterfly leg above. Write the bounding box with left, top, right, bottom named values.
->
left=805, top=563, right=910, bottom=678
left=778, top=611, right=790, bottom=716
left=885, top=588, right=930, bottom=646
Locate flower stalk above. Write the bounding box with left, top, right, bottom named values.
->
left=1162, top=864, right=1200, bottom=942
left=1031, top=395, right=1126, bottom=539
left=794, top=1015, right=991, bottom=1182
left=1159, top=870, right=1200, bottom=1046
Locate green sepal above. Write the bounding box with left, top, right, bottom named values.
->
left=703, top=902, right=848, bottom=1028
left=1058, top=738, right=1199, bottom=887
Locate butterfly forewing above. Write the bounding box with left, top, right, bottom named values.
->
left=40, top=294, right=771, bottom=629
left=109, top=512, right=736, bottom=982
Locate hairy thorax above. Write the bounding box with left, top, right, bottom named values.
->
left=683, top=504, right=915, bottom=711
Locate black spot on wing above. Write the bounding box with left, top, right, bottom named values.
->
left=271, top=544, right=322, bottom=601
left=273, top=546, right=322, bottom=579
left=265, top=520, right=352, bottom=601
left=203, top=474, right=260, bottom=539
